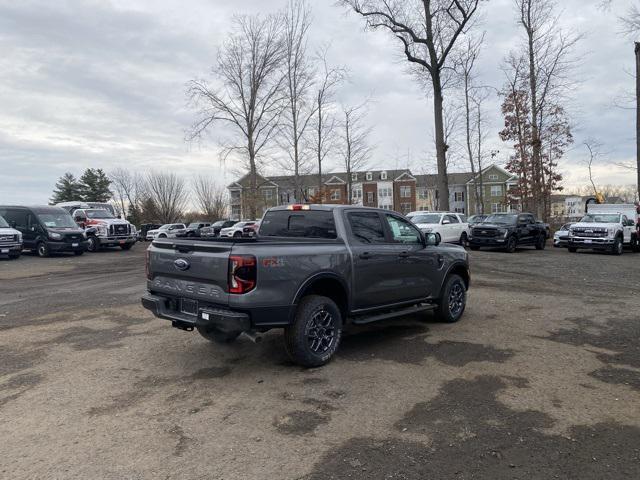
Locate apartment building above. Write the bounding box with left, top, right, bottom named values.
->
left=228, top=164, right=516, bottom=218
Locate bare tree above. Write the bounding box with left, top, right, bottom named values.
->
left=584, top=140, right=604, bottom=198
left=340, top=0, right=483, bottom=211
left=192, top=175, right=228, bottom=220
left=109, top=168, right=146, bottom=223
left=279, top=0, right=317, bottom=202
left=145, top=172, right=189, bottom=224
left=339, top=103, right=373, bottom=203
left=187, top=14, right=285, bottom=219
left=514, top=0, right=580, bottom=218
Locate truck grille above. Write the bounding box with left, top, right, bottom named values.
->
left=571, top=228, right=607, bottom=238
left=472, top=228, right=499, bottom=238
left=0, top=234, right=17, bottom=244
left=110, top=224, right=129, bottom=235
left=64, top=234, right=83, bottom=243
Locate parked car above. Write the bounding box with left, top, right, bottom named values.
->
left=468, top=212, right=547, bottom=253
left=200, top=220, right=239, bottom=238
left=146, top=223, right=187, bottom=241
left=178, top=222, right=212, bottom=238
left=0, top=214, right=22, bottom=259
left=70, top=208, right=137, bottom=252
left=142, top=204, right=470, bottom=367
left=553, top=223, right=573, bottom=248
left=139, top=224, right=162, bottom=241
left=0, top=205, right=88, bottom=257
left=219, top=221, right=257, bottom=238
left=468, top=214, right=488, bottom=225
left=242, top=221, right=261, bottom=237
left=406, top=211, right=469, bottom=246
left=568, top=204, right=639, bottom=255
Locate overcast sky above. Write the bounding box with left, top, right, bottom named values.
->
left=0, top=0, right=638, bottom=204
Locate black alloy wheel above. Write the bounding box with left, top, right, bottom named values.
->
left=37, top=242, right=50, bottom=258
left=506, top=236, right=517, bottom=253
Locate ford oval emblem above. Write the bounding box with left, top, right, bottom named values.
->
left=174, top=258, right=190, bottom=271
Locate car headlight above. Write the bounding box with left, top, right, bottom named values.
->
left=607, top=227, right=615, bottom=237
left=498, top=228, right=508, bottom=237
left=96, top=225, right=107, bottom=235
left=82, top=231, right=87, bottom=239
left=48, top=232, right=62, bottom=240
left=16, top=233, right=22, bottom=242
left=130, top=225, right=136, bottom=234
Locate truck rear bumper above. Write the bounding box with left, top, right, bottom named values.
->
left=141, top=293, right=251, bottom=334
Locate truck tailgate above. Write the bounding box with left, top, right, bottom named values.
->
left=147, top=239, right=231, bottom=306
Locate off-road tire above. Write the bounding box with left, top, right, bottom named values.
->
left=36, top=242, right=50, bottom=258
left=611, top=236, right=623, bottom=256
left=196, top=325, right=240, bottom=344
left=74, top=250, right=84, bottom=256
left=233, top=231, right=242, bottom=238
left=284, top=295, right=342, bottom=368
left=435, top=274, right=467, bottom=323
left=120, top=243, right=133, bottom=250
left=631, top=234, right=640, bottom=253
left=87, top=236, right=100, bottom=252
left=505, top=235, right=517, bottom=253
left=535, top=234, right=546, bottom=250
left=8, top=252, right=21, bottom=260
left=568, top=247, right=578, bottom=253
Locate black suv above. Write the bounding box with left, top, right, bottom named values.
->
left=0, top=206, right=88, bottom=257
left=200, top=220, right=237, bottom=238
left=178, top=222, right=212, bottom=238
left=469, top=212, right=547, bottom=253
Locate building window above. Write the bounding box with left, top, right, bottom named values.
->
left=491, top=203, right=506, bottom=213
left=230, top=190, right=241, bottom=202
left=381, top=204, right=392, bottom=210
left=351, top=173, right=358, bottom=182
left=490, top=185, right=503, bottom=197
left=366, top=172, right=373, bottom=181
left=400, top=186, right=412, bottom=198
left=367, top=192, right=375, bottom=203
left=352, top=187, right=362, bottom=200
left=330, top=189, right=341, bottom=201
left=400, top=202, right=412, bottom=213
left=280, top=192, right=290, bottom=204
left=306, top=187, right=316, bottom=198
left=263, top=189, right=273, bottom=200
left=379, top=187, right=392, bottom=198
left=380, top=171, right=387, bottom=180
left=417, top=187, right=427, bottom=200
left=489, top=174, right=499, bottom=180
left=454, top=191, right=464, bottom=202
left=231, top=206, right=241, bottom=217
left=455, top=207, right=465, bottom=214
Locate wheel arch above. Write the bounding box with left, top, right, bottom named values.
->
left=441, top=261, right=470, bottom=297
left=292, top=273, right=350, bottom=320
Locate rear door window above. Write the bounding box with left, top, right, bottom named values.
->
left=347, top=212, right=386, bottom=244
left=260, top=210, right=337, bottom=239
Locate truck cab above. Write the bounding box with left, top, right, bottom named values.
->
left=568, top=204, right=639, bottom=255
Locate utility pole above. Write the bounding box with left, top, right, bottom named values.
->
left=636, top=42, right=640, bottom=200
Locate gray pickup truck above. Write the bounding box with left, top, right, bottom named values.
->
left=142, top=205, right=470, bottom=367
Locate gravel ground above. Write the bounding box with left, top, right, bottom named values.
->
left=1, top=243, right=639, bottom=479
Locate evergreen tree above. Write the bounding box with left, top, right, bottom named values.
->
left=50, top=173, right=82, bottom=204
left=79, top=168, right=112, bottom=202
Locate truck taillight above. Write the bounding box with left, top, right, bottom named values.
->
left=228, top=255, right=257, bottom=294
left=145, top=249, right=151, bottom=280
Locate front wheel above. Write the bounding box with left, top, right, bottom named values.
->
left=36, top=242, right=50, bottom=258
left=284, top=295, right=342, bottom=368
left=121, top=243, right=133, bottom=250
left=611, top=236, right=623, bottom=256
left=505, top=235, right=517, bottom=253
left=435, top=274, right=467, bottom=323
left=9, top=252, right=21, bottom=260
left=469, top=245, right=480, bottom=251
left=74, top=250, right=84, bottom=256
left=535, top=234, right=546, bottom=250
left=87, top=236, right=100, bottom=252
left=459, top=232, right=469, bottom=248
left=568, top=247, right=578, bottom=253
left=233, top=231, right=242, bottom=238
left=631, top=235, right=640, bottom=253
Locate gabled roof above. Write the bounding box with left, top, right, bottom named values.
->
left=466, top=164, right=518, bottom=184
left=415, top=172, right=474, bottom=187
left=228, top=172, right=277, bottom=189
left=325, top=175, right=346, bottom=185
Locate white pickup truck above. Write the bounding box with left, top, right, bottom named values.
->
left=568, top=204, right=639, bottom=255
left=407, top=211, right=470, bottom=246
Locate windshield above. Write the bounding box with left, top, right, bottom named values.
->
left=484, top=214, right=517, bottom=225
left=85, top=209, right=114, bottom=219
left=410, top=214, right=441, bottom=224
left=0, top=215, right=9, bottom=228
left=580, top=214, right=620, bottom=223
left=188, top=223, right=203, bottom=228
left=37, top=212, right=77, bottom=229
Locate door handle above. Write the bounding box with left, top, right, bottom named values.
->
left=359, top=252, right=374, bottom=260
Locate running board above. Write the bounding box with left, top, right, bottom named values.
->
left=350, top=304, right=436, bottom=325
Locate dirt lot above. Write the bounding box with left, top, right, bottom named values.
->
left=1, top=244, right=639, bottom=479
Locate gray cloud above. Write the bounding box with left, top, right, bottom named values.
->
left=0, top=0, right=637, bottom=205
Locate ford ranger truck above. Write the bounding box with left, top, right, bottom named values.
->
left=568, top=204, right=639, bottom=255
left=142, top=205, right=470, bottom=367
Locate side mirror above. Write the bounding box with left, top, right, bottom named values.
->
left=425, top=232, right=440, bottom=246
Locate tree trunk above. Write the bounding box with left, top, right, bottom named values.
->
left=432, top=73, right=450, bottom=211
left=526, top=22, right=543, bottom=219
left=317, top=98, right=323, bottom=204
left=636, top=42, right=640, bottom=201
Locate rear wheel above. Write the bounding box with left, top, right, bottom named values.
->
left=233, top=231, right=242, bottom=238
left=505, top=235, right=517, bottom=253
left=284, top=295, right=342, bottom=368
left=611, top=236, right=623, bottom=256
left=36, top=242, right=50, bottom=258
left=535, top=234, right=546, bottom=250
left=435, top=274, right=467, bottom=323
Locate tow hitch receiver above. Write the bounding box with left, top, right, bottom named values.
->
left=172, top=321, right=194, bottom=332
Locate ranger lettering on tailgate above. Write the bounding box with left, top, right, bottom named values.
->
left=153, top=277, right=221, bottom=298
